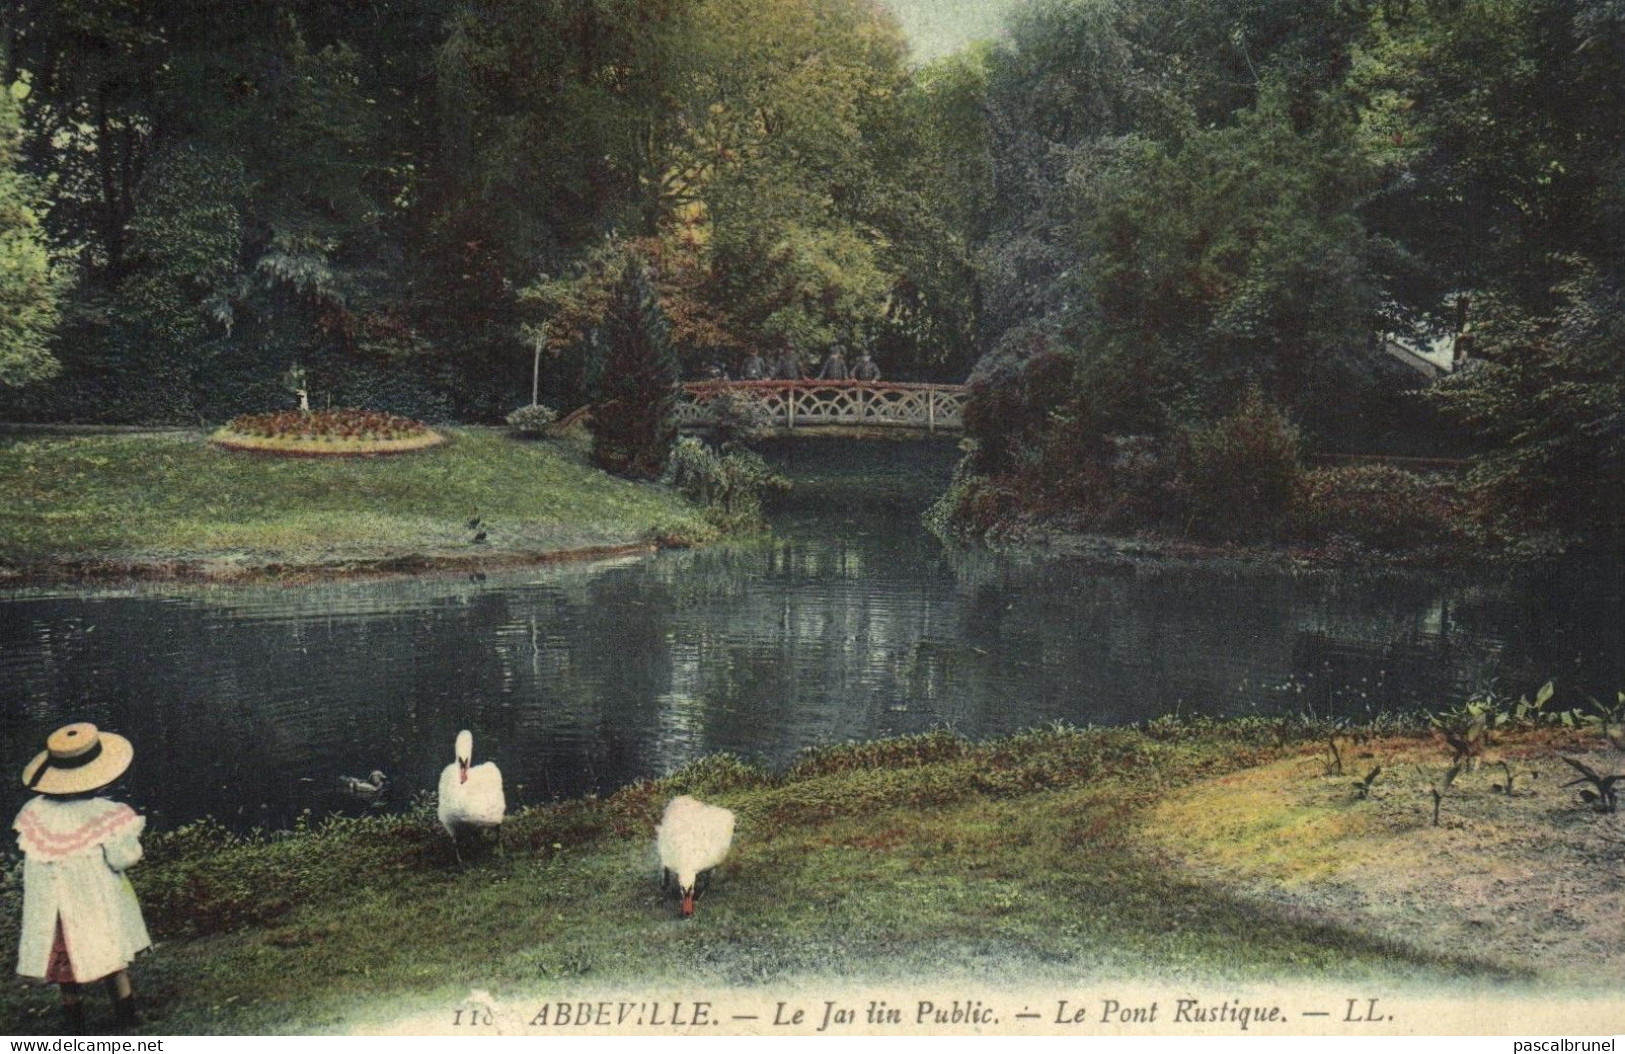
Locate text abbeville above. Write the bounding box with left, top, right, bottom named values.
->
left=528, top=1001, right=714, bottom=1027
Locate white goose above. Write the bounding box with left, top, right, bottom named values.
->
left=657, top=795, right=735, bottom=918
left=437, top=730, right=505, bottom=861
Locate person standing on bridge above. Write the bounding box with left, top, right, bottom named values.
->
left=740, top=349, right=768, bottom=381
left=816, top=345, right=849, bottom=380
left=773, top=344, right=803, bottom=381
left=852, top=348, right=881, bottom=382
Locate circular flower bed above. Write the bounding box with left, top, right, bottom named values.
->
left=211, top=409, right=445, bottom=456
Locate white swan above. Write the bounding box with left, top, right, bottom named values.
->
left=438, top=730, right=505, bottom=861
left=657, top=795, right=735, bottom=918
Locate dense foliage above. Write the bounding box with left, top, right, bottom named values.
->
left=1289, top=464, right=1467, bottom=552
left=665, top=435, right=789, bottom=529
left=0, top=76, right=65, bottom=387
left=1428, top=281, right=1625, bottom=547
left=0, top=0, right=983, bottom=427
left=951, top=0, right=1625, bottom=550
left=0, top=0, right=1620, bottom=549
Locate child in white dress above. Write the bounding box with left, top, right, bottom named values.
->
left=15, top=723, right=150, bottom=1030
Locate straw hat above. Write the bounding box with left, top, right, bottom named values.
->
left=21, top=723, right=134, bottom=796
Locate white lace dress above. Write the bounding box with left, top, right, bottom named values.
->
left=14, top=797, right=152, bottom=982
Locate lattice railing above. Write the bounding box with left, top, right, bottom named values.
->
left=676, top=381, right=967, bottom=433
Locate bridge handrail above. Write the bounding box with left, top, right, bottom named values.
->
left=676, top=378, right=967, bottom=434
left=682, top=380, right=968, bottom=393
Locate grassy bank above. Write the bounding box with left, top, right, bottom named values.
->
left=931, top=397, right=1495, bottom=567
left=1, top=718, right=1617, bottom=1034
left=929, top=467, right=1482, bottom=570
left=0, top=429, right=714, bottom=581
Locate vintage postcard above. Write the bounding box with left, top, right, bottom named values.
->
left=1, top=0, right=1622, bottom=1040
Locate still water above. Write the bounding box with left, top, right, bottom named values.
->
left=2, top=440, right=1621, bottom=832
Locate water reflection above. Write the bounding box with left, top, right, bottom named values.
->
left=1, top=440, right=1620, bottom=831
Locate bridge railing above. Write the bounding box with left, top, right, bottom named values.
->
left=676, top=380, right=967, bottom=433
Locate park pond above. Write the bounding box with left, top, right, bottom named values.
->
left=1, top=440, right=1621, bottom=833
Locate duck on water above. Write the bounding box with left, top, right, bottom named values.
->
left=338, top=770, right=387, bottom=797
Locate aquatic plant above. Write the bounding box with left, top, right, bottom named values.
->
left=1581, top=692, right=1625, bottom=752
left=663, top=435, right=788, bottom=529
left=1352, top=765, right=1382, bottom=800
left=1559, top=757, right=1621, bottom=814
left=1430, top=690, right=1504, bottom=770
left=1429, top=761, right=1463, bottom=826
left=1506, top=681, right=1573, bottom=727
left=1490, top=760, right=1537, bottom=797
left=1432, top=682, right=1581, bottom=772
left=1325, top=733, right=1350, bottom=776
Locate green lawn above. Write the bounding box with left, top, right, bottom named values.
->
left=0, top=429, right=713, bottom=576
left=0, top=722, right=1561, bottom=1035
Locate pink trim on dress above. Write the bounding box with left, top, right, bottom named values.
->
left=15, top=804, right=138, bottom=860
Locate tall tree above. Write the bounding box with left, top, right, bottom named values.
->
left=1074, top=85, right=1385, bottom=423
left=420, top=0, right=691, bottom=407
left=1429, top=279, right=1625, bottom=546
left=515, top=0, right=952, bottom=380
left=3, top=1, right=435, bottom=421
left=966, top=0, right=1407, bottom=438
left=1358, top=0, right=1625, bottom=316
left=3, top=0, right=167, bottom=278
left=1358, top=0, right=1625, bottom=543
left=591, top=256, right=680, bottom=479
left=0, top=76, right=67, bottom=387
left=676, top=0, right=916, bottom=356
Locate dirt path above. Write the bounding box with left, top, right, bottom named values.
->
left=1137, top=734, right=1625, bottom=986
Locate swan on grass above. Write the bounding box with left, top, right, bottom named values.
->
left=657, top=795, right=735, bottom=918
left=438, top=730, right=505, bottom=862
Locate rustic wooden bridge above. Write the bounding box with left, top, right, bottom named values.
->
left=676, top=380, right=968, bottom=437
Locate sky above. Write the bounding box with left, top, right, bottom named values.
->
left=879, top=0, right=1020, bottom=63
